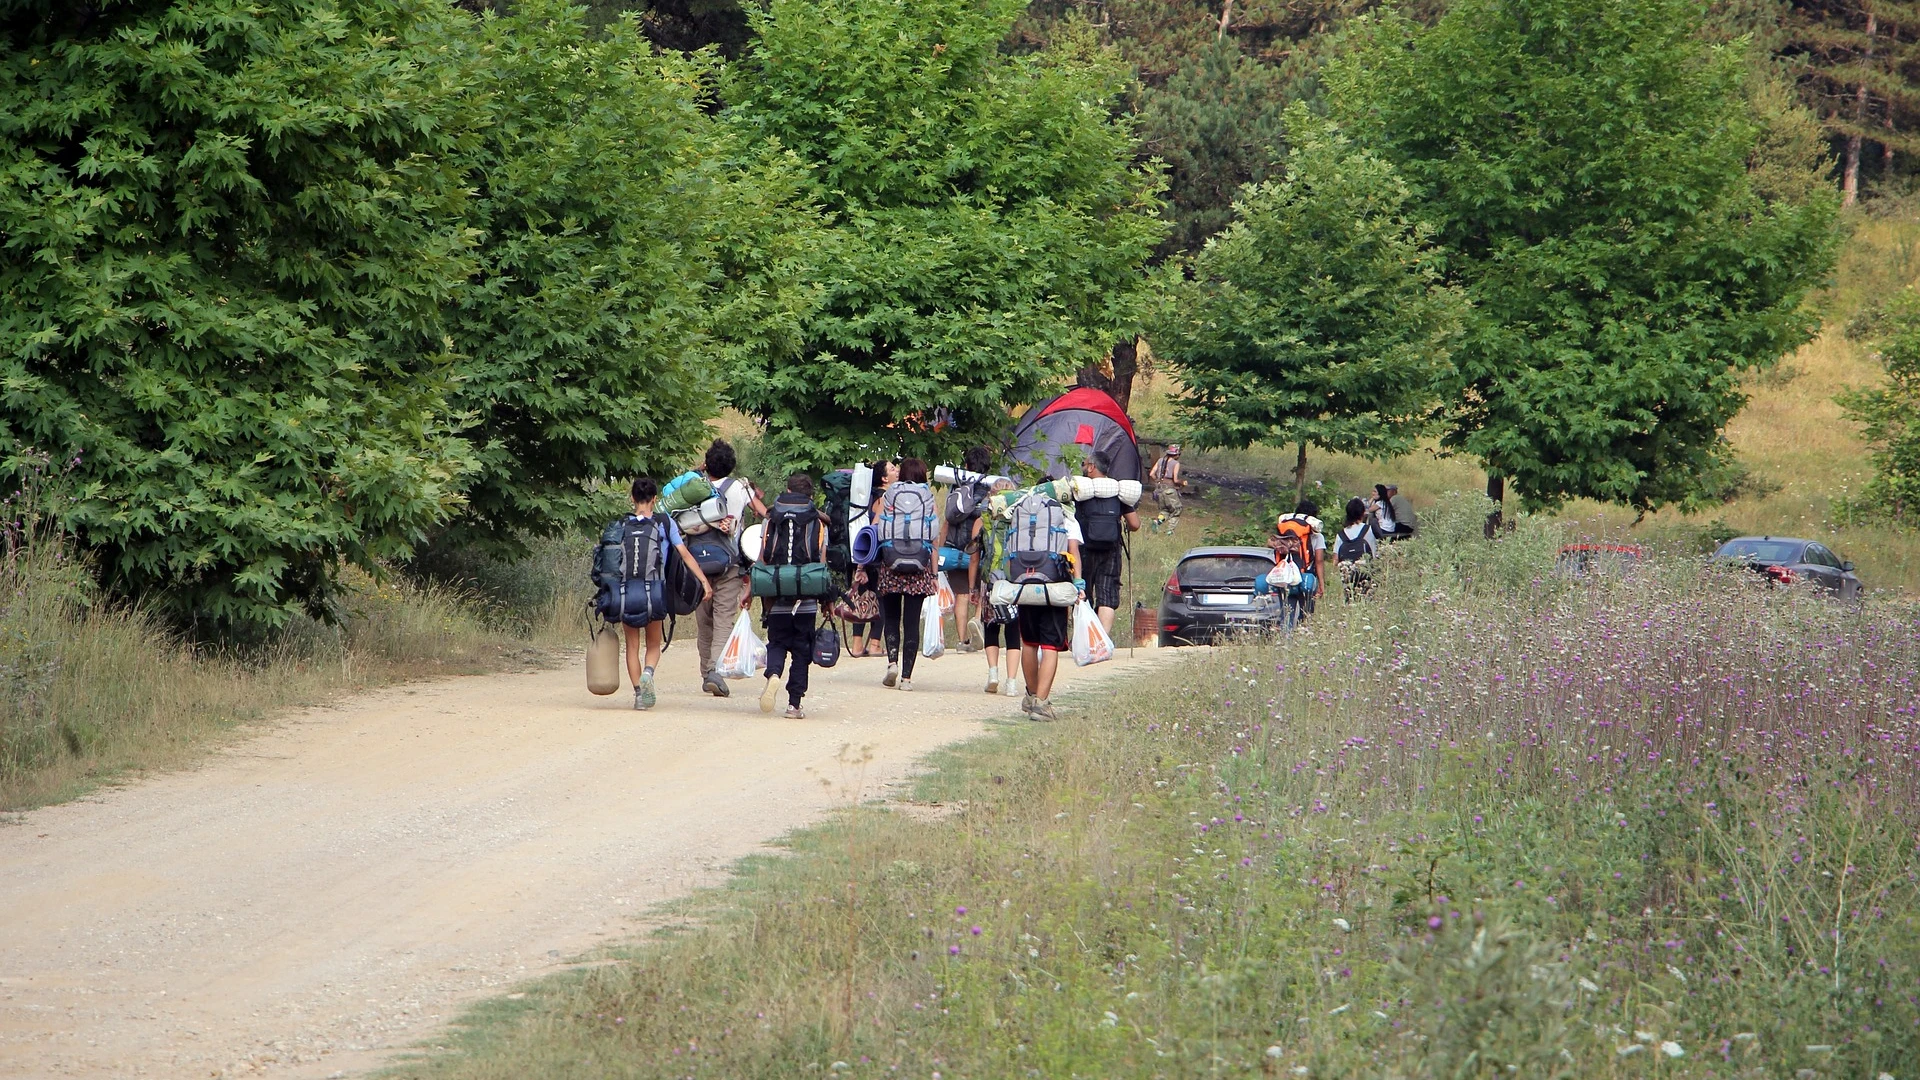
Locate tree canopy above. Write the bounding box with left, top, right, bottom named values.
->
left=1327, top=0, right=1842, bottom=513
left=720, top=0, right=1166, bottom=471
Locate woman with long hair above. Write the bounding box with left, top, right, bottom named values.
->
left=876, top=457, right=938, bottom=690
left=845, top=459, right=897, bottom=659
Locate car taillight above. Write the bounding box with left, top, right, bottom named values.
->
left=1164, top=571, right=1182, bottom=597
left=1765, top=565, right=1795, bottom=586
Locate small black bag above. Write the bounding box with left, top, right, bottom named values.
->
left=812, top=622, right=842, bottom=668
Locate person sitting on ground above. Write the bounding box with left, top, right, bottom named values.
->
left=1331, top=496, right=1379, bottom=599
left=1369, top=484, right=1399, bottom=541
left=1149, top=444, right=1184, bottom=529
left=693, top=438, right=769, bottom=699
left=1075, top=451, right=1141, bottom=636
left=758, top=473, right=828, bottom=719
left=972, top=479, right=1023, bottom=697
left=621, top=476, right=713, bottom=710
left=1386, top=483, right=1418, bottom=538
left=1017, top=504, right=1082, bottom=722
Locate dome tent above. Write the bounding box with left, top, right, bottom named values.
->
left=1005, top=387, right=1142, bottom=483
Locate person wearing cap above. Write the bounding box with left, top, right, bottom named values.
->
left=1149, top=444, right=1185, bottom=529
left=1386, top=484, right=1418, bottom=539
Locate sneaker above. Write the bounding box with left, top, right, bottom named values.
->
left=1028, top=698, right=1057, bottom=722
left=758, top=676, right=779, bottom=714
left=784, top=705, right=807, bottom=719
left=1021, top=693, right=1036, bottom=714
left=883, top=662, right=899, bottom=688
left=899, top=677, right=913, bottom=692
left=956, top=641, right=977, bottom=654
left=967, top=617, right=985, bottom=650
left=985, top=669, right=1000, bottom=694
left=703, top=674, right=731, bottom=698
left=1003, top=676, right=1019, bottom=697
left=635, top=676, right=656, bottom=711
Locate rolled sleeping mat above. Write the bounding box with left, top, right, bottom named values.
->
left=850, top=524, right=880, bottom=566
left=990, top=579, right=1079, bottom=608
left=1067, top=476, right=1145, bottom=507
left=658, top=473, right=713, bottom=514
left=933, top=465, right=1011, bottom=489
left=849, top=463, right=873, bottom=519
left=739, top=522, right=765, bottom=564
left=987, top=478, right=1078, bottom=518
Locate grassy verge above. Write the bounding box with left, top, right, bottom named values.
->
left=0, top=532, right=586, bottom=810
left=386, top=498, right=1920, bottom=1079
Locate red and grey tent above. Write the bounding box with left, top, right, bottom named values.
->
left=1004, top=387, right=1142, bottom=482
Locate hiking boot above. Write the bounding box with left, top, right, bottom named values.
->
left=635, top=676, right=656, bottom=711
left=967, top=617, right=985, bottom=650
left=784, top=705, right=807, bottom=719
left=985, top=669, right=1000, bottom=694
left=899, top=677, right=913, bottom=692
left=1021, top=693, right=1037, bottom=714
left=1028, top=698, right=1057, bottom=722
left=758, top=676, right=779, bottom=714
left=883, top=662, right=899, bottom=688
left=703, top=674, right=730, bottom=698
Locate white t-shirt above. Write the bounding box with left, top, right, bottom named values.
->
left=677, top=476, right=755, bottom=534
left=1373, top=503, right=1397, bottom=535
left=1338, top=522, right=1377, bottom=559
left=1063, top=516, right=1084, bottom=545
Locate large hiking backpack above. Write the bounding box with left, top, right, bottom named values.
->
left=878, top=482, right=937, bottom=574
left=997, top=492, right=1075, bottom=607
left=593, top=514, right=681, bottom=627
left=821, top=470, right=854, bottom=572
left=751, top=500, right=834, bottom=598
left=1276, top=514, right=1318, bottom=567
left=1076, top=494, right=1124, bottom=553
left=942, top=480, right=987, bottom=551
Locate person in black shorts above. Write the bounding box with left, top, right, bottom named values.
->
left=1073, top=452, right=1141, bottom=636
left=1016, top=510, right=1082, bottom=722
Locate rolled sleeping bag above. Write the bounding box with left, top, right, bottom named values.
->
left=658, top=472, right=713, bottom=513
left=933, top=465, right=1011, bottom=489
left=987, top=478, right=1077, bottom=518
left=850, top=524, right=880, bottom=566
left=1067, top=476, right=1145, bottom=507
left=991, top=580, right=1079, bottom=608
left=849, top=463, right=873, bottom=520
left=739, top=522, right=765, bottom=564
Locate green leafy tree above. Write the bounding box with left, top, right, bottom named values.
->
left=1839, top=287, right=1920, bottom=523
left=0, top=0, right=482, bottom=631
left=439, top=3, right=734, bottom=557
left=722, top=0, right=1166, bottom=470
left=1153, top=112, right=1464, bottom=499
left=1326, top=0, right=1842, bottom=514
left=1137, top=39, right=1292, bottom=255
left=1783, top=0, right=1920, bottom=205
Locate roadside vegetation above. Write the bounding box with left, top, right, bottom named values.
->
left=385, top=497, right=1920, bottom=1080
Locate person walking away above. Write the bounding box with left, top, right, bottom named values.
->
left=1266, top=529, right=1313, bottom=627
left=1010, top=488, right=1082, bottom=721
left=876, top=458, right=939, bottom=690
left=942, top=446, right=993, bottom=652
left=689, top=439, right=768, bottom=698
left=1274, top=500, right=1326, bottom=615
left=1386, top=484, right=1418, bottom=539
left=1331, top=497, right=1379, bottom=600
left=1149, top=444, right=1185, bottom=529
left=846, top=459, right=899, bottom=658
left=758, top=474, right=828, bottom=718
left=594, top=477, right=713, bottom=710
left=1075, top=451, right=1140, bottom=636
left=973, top=479, right=1022, bottom=695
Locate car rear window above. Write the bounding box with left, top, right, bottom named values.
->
left=1718, top=539, right=1804, bottom=564
left=1179, top=555, right=1273, bottom=588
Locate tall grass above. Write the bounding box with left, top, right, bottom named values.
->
left=389, top=497, right=1920, bottom=1080
left=0, top=533, right=586, bottom=810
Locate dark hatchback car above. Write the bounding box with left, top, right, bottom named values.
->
left=1712, top=536, right=1864, bottom=599
left=1158, top=546, right=1288, bottom=646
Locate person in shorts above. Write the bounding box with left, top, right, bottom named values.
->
left=1016, top=509, right=1082, bottom=722
left=973, top=479, right=1022, bottom=696
left=1074, top=451, right=1140, bottom=635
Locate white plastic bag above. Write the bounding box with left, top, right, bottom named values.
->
left=935, top=572, right=956, bottom=614
left=919, top=596, right=947, bottom=659
left=1267, top=559, right=1303, bottom=590
left=717, top=610, right=763, bottom=679
left=1070, top=600, right=1115, bottom=667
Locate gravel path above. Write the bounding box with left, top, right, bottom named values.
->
left=0, top=633, right=1172, bottom=1078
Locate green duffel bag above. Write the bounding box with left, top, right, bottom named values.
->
left=750, top=561, right=835, bottom=599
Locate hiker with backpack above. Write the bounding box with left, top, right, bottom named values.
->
left=940, top=446, right=994, bottom=653
left=1273, top=500, right=1327, bottom=619
left=1075, top=451, right=1140, bottom=636
left=1001, top=484, right=1083, bottom=722
left=843, top=458, right=898, bottom=660
left=754, top=473, right=831, bottom=718
left=1331, top=496, right=1379, bottom=599
left=593, top=476, right=714, bottom=710
left=1149, top=444, right=1185, bottom=530
left=876, top=457, right=940, bottom=691
left=684, top=439, right=769, bottom=699
left=972, top=478, right=1023, bottom=696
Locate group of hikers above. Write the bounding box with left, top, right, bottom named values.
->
left=591, top=439, right=1150, bottom=723
left=1262, top=482, right=1420, bottom=623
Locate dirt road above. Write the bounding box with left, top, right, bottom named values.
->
left=0, top=632, right=1172, bottom=1079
